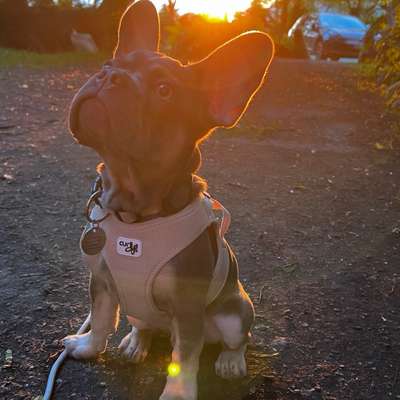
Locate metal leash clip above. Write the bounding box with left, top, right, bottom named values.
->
left=84, top=189, right=109, bottom=224
left=91, top=175, right=102, bottom=198
left=81, top=177, right=109, bottom=256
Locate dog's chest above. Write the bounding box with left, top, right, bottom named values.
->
left=81, top=196, right=229, bottom=327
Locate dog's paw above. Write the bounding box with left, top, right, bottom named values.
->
left=118, top=327, right=152, bottom=363
left=215, top=348, right=247, bottom=379
left=62, top=332, right=105, bottom=359
left=159, top=374, right=197, bottom=400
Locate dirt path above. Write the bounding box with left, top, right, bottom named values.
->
left=1, top=59, right=399, bottom=400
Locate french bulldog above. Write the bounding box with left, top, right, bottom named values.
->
left=64, top=1, right=274, bottom=399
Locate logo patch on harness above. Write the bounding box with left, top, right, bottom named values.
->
left=117, top=236, right=142, bottom=257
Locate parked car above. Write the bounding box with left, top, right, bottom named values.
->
left=288, top=12, right=368, bottom=60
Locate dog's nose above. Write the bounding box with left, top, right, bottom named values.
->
left=96, top=67, right=130, bottom=88
left=96, top=69, right=107, bottom=81
left=109, top=71, right=125, bottom=86
left=109, top=70, right=129, bottom=87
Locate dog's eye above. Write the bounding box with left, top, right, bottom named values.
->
left=157, top=83, right=172, bottom=99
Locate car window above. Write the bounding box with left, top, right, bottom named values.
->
left=319, top=14, right=366, bottom=30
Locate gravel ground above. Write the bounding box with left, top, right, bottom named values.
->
left=1, top=58, right=399, bottom=400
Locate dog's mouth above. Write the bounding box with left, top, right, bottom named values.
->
left=69, top=92, right=91, bottom=135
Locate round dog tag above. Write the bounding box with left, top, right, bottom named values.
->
left=81, top=225, right=106, bottom=255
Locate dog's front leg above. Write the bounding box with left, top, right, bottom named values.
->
left=63, top=257, right=119, bottom=359
left=160, top=308, right=205, bottom=400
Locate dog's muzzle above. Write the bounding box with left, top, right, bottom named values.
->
left=69, top=66, right=134, bottom=147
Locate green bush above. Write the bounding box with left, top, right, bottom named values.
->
left=374, top=5, right=400, bottom=112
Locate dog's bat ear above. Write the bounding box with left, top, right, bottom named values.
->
left=190, top=32, right=274, bottom=129
left=114, top=0, right=160, bottom=58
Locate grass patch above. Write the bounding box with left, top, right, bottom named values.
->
left=0, top=48, right=107, bottom=68
left=355, top=61, right=376, bottom=79
left=353, top=62, right=380, bottom=93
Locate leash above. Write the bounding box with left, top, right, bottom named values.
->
left=41, top=179, right=105, bottom=399
left=41, top=314, right=91, bottom=400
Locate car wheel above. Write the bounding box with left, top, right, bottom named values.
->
left=313, top=40, right=324, bottom=60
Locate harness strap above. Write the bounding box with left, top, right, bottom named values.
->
left=210, top=198, right=231, bottom=237
left=204, top=196, right=232, bottom=305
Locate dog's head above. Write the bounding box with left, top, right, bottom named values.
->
left=69, top=0, right=274, bottom=217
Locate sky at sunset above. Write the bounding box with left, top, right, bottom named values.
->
left=151, top=0, right=254, bottom=20
left=79, top=1, right=256, bottom=21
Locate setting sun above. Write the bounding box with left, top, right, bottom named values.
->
left=153, top=0, right=253, bottom=21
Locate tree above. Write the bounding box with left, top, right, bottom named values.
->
left=234, top=0, right=270, bottom=31
left=57, top=0, right=73, bottom=7
left=30, top=0, right=55, bottom=6
left=0, top=0, right=28, bottom=9
left=98, top=0, right=131, bottom=13
left=264, top=0, right=309, bottom=39
left=316, top=0, right=379, bottom=18
left=159, top=0, right=180, bottom=54
left=370, top=1, right=400, bottom=124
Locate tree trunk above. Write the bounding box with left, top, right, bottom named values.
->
left=386, top=0, right=400, bottom=27
left=99, top=0, right=131, bottom=13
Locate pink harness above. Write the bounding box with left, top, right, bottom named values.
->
left=81, top=194, right=231, bottom=327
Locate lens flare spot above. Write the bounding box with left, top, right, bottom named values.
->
left=167, top=362, right=181, bottom=377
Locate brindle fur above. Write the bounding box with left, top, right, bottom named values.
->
left=63, top=1, right=274, bottom=399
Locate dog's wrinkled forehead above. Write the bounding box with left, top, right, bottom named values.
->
left=104, top=50, right=186, bottom=93
left=111, top=50, right=182, bottom=78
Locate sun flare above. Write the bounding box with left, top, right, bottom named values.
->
left=167, top=362, right=181, bottom=377
left=153, top=0, right=253, bottom=21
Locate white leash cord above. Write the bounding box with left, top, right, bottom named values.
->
left=42, top=313, right=91, bottom=400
